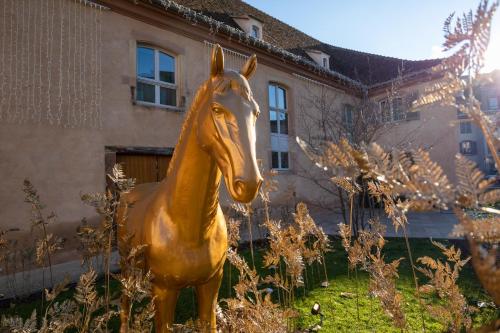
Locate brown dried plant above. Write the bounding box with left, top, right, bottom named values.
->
left=417, top=241, right=475, bottom=332
left=23, top=179, right=64, bottom=287
left=115, top=232, right=156, bottom=333
left=339, top=219, right=406, bottom=329
left=262, top=202, right=330, bottom=309
left=297, top=1, right=499, bottom=330
left=79, top=164, right=136, bottom=312
left=1, top=164, right=157, bottom=332
left=1, top=268, right=113, bottom=333
left=218, top=248, right=296, bottom=333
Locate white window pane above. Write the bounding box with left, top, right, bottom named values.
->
left=280, top=152, right=289, bottom=169
left=460, top=140, right=476, bottom=155
left=159, top=52, right=175, bottom=83
left=137, top=81, right=155, bottom=103
left=279, top=112, right=288, bottom=134
left=380, top=100, right=391, bottom=122
left=277, top=87, right=286, bottom=110
left=270, top=110, right=278, bottom=133
left=160, top=87, right=176, bottom=106
left=268, top=85, right=276, bottom=108
left=393, top=98, right=405, bottom=121
left=271, top=151, right=279, bottom=169
left=251, top=25, right=259, bottom=38
left=488, top=97, right=498, bottom=110
left=137, top=47, right=155, bottom=79
left=460, top=121, right=472, bottom=134
left=277, top=135, right=289, bottom=151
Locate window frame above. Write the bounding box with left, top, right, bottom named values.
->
left=269, top=84, right=288, bottom=135
left=271, top=151, right=289, bottom=170
left=269, top=83, right=289, bottom=170
left=379, top=97, right=405, bottom=123
left=342, top=103, right=354, bottom=135
left=251, top=25, right=260, bottom=39
left=136, top=45, right=178, bottom=109
left=459, top=121, right=472, bottom=134
left=487, top=96, right=498, bottom=111
left=459, top=140, right=477, bottom=155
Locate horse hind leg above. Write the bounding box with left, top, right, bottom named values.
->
left=196, top=268, right=223, bottom=333
left=153, top=284, right=180, bottom=333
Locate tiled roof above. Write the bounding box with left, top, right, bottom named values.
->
left=150, top=0, right=442, bottom=87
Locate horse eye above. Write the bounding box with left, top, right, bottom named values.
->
left=213, top=107, right=224, bottom=115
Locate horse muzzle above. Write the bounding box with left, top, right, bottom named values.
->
left=231, top=176, right=263, bottom=203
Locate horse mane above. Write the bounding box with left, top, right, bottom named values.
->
left=166, top=79, right=211, bottom=177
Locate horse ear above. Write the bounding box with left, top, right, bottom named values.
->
left=240, top=54, right=257, bottom=79
left=210, top=44, right=224, bottom=77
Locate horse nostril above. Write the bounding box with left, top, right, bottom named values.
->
left=234, top=179, right=245, bottom=195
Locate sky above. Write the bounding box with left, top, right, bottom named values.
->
left=244, top=0, right=500, bottom=72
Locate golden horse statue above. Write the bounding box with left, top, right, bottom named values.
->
left=118, top=44, right=262, bottom=332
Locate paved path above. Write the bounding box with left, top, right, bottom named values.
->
left=0, top=252, right=120, bottom=301
left=310, top=210, right=460, bottom=239
left=238, top=209, right=461, bottom=242
left=0, top=211, right=459, bottom=300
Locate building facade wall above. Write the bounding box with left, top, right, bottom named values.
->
left=0, top=0, right=467, bottom=238
left=371, top=82, right=459, bottom=183
left=0, top=1, right=357, bottom=232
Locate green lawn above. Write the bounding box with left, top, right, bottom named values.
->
left=1, top=238, right=498, bottom=332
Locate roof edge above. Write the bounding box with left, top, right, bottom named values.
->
left=148, top=0, right=366, bottom=90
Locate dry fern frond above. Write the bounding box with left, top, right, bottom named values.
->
left=227, top=218, right=241, bottom=248
left=339, top=218, right=406, bottom=328
left=416, top=241, right=475, bottom=332
left=259, top=166, right=279, bottom=203
left=1, top=310, right=38, bottom=333
left=412, top=75, right=465, bottom=109
left=221, top=249, right=294, bottom=333
left=456, top=154, right=495, bottom=207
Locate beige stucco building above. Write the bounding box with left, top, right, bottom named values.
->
left=0, top=0, right=463, bottom=240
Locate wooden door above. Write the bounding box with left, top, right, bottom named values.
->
left=116, top=153, right=171, bottom=184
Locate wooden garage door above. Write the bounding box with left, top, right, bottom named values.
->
left=116, top=153, right=171, bottom=184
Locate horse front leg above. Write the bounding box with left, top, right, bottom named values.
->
left=196, top=268, right=223, bottom=332
left=153, top=284, right=179, bottom=333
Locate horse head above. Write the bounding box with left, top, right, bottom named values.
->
left=196, top=44, right=263, bottom=203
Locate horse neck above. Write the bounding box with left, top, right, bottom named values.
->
left=159, top=99, right=222, bottom=242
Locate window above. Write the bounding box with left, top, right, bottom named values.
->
left=460, top=121, right=472, bottom=134
left=488, top=97, right=498, bottom=110
left=342, top=104, right=354, bottom=130
left=269, top=84, right=288, bottom=135
left=271, top=151, right=289, bottom=169
left=269, top=84, right=289, bottom=169
left=136, top=45, right=177, bottom=107
left=380, top=97, right=405, bottom=122
left=460, top=140, right=477, bottom=155
left=251, top=25, right=260, bottom=39
left=392, top=98, right=405, bottom=121
left=322, top=57, right=328, bottom=68
left=380, top=100, right=391, bottom=122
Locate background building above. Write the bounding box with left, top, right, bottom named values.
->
left=0, top=0, right=465, bottom=249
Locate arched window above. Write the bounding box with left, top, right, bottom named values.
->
left=269, top=83, right=289, bottom=169
left=136, top=45, right=177, bottom=107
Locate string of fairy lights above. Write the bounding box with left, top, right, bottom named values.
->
left=204, top=41, right=250, bottom=73
left=0, top=0, right=104, bottom=128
